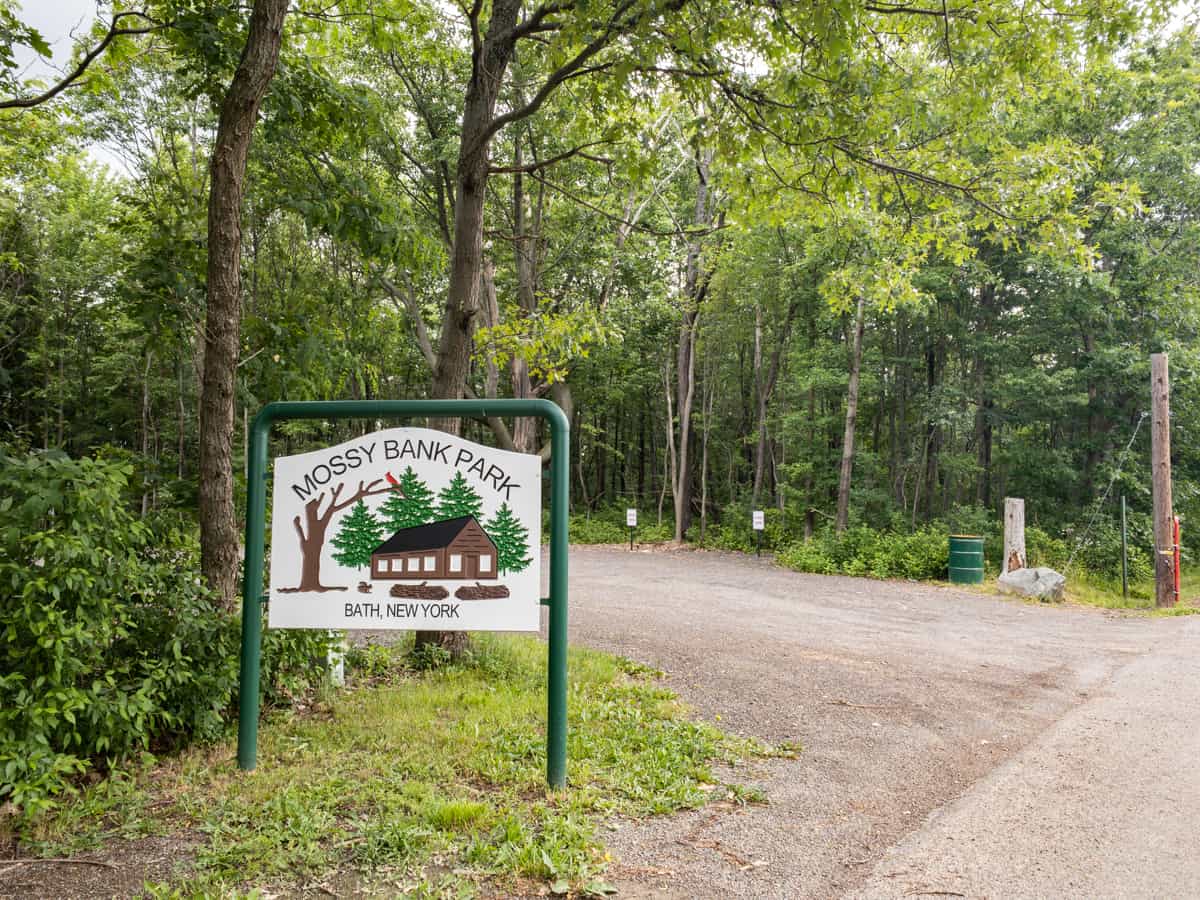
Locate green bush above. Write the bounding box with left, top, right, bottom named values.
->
left=697, top=505, right=789, bottom=553
left=562, top=507, right=674, bottom=544
left=0, top=450, right=332, bottom=814
left=777, top=525, right=948, bottom=581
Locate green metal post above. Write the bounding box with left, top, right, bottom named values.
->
left=1121, top=494, right=1129, bottom=602
left=236, top=398, right=569, bottom=788
left=546, top=404, right=570, bottom=789
left=237, top=412, right=271, bottom=770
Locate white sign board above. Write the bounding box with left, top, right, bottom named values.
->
left=626, top=508, right=638, bottom=527
left=752, top=510, right=765, bottom=531
left=268, top=427, right=541, bottom=632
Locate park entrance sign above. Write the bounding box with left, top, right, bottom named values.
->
left=268, top=427, right=541, bottom=632
left=238, top=400, right=569, bottom=789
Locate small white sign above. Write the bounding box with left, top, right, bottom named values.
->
left=752, top=510, right=765, bottom=531
left=626, top=508, right=638, bottom=527
left=268, top=427, right=541, bottom=632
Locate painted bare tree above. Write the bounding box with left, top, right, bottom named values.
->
left=286, top=479, right=396, bottom=592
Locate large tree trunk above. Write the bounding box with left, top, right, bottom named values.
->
left=429, top=0, right=521, bottom=416
left=199, top=0, right=289, bottom=611
left=419, top=0, right=521, bottom=659
left=835, top=294, right=867, bottom=533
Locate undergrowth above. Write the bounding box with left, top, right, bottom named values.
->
left=12, top=634, right=780, bottom=897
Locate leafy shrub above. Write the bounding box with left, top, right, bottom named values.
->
left=562, top=507, right=674, bottom=544
left=697, top=505, right=789, bottom=553
left=777, top=525, right=948, bottom=581
left=0, top=450, right=332, bottom=814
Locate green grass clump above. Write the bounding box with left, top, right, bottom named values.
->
left=12, top=635, right=768, bottom=896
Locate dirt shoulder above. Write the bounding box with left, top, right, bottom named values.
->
left=561, top=545, right=1180, bottom=898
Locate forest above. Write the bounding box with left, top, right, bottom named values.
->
left=2, top=0, right=1199, bottom=807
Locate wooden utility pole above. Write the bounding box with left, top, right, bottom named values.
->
left=1002, top=498, right=1026, bottom=574
left=1151, top=353, right=1175, bottom=607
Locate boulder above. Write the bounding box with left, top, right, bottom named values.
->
left=997, top=566, right=1066, bottom=602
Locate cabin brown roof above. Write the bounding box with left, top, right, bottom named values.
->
left=372, top=516, right=491, bottom=555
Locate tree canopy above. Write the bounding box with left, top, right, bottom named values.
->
left=0, top=0, right=1195, bottom=593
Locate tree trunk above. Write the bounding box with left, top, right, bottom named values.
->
left=835, top=294, right=867, bottom=533
left=429, top=0, right=521, bottom=418
left=672, top=147, right=715, bottom=540
left=419, top=0, right=522, bottom=658
left=199, top=0, right=289, bottom=611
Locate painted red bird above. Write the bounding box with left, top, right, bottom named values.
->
left=385, top=471, right=400, bottom=488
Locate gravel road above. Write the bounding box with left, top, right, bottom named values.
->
left=559, top=545, right=1194, bottom=899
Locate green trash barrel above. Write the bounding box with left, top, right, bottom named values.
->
left=949, top=534, right=984, bottom=584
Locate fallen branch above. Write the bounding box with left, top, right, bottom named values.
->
left=825, top=698, right=896, bottom=710
left=0, top=858, right=118, bottom=877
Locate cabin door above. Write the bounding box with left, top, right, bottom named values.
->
left=462, top=554, right=478, bottom=578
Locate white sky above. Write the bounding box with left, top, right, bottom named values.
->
left=13, top=0, right=99, bottom=78
left=14, top=0, right=1198, bottom=78
left=9, top=0, right=1198, bottom=176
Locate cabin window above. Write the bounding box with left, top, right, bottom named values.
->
left=424, top=556, right=436, bottom=571
left=479, top=554, right=492, bottom=572
left=406, top=557, right=421, bottom=572
left=375, top=559, right=385, bottom=574
left=449, top=554, right=462, bottom=572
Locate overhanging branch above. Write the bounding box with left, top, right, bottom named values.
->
left=0, top=11, right=165, bottom=111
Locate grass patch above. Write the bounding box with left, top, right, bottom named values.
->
left=1060, top=569, right=1200, bottom=614
left=8, top=635, right=769, bottom=896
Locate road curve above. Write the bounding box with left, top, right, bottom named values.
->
left=555, top=545, right=1193, bottom=899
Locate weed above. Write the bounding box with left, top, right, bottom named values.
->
left=726, top=783, right=768, bottom=806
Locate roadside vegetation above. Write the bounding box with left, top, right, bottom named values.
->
left=570, top=503, right=1189, bottom=613
left=6, top=632, right=780, bottom=896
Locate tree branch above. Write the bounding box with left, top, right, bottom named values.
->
left=0, top=11, right=165, bottom=111
left=488, top=140, right=612, bottom=174
left=479, top=0, right=691, bottom=149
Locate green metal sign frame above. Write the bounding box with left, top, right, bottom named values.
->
left=236, top=399, right=571, bottom=788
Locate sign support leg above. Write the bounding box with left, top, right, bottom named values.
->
left=547, top=412, right=570, bottom=788
left=237, top=413, right=270, bottom=771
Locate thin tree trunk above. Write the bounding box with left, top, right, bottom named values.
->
left=700, top=363, right=714, bottom=542
left=672, top=147, right=715, bottom=540
left=198, top=0, right=289, bottom=611
left=836, top=295, right=867, bottom=533
left=141, top=350, right=153, bottom=517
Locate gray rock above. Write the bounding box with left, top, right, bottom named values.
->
left=998, top=566, right=1066, bottom=601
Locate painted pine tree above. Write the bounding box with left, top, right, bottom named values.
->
left=436, top=471, right=484, bottom=520
left=486, top=502, right=532, bottom=574
left=330, top=500, right=384, bottom=571
left=378, top=467, right=436, bottom=531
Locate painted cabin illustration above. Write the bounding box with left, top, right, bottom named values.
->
left=370, top=515, right=499, bottom=581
